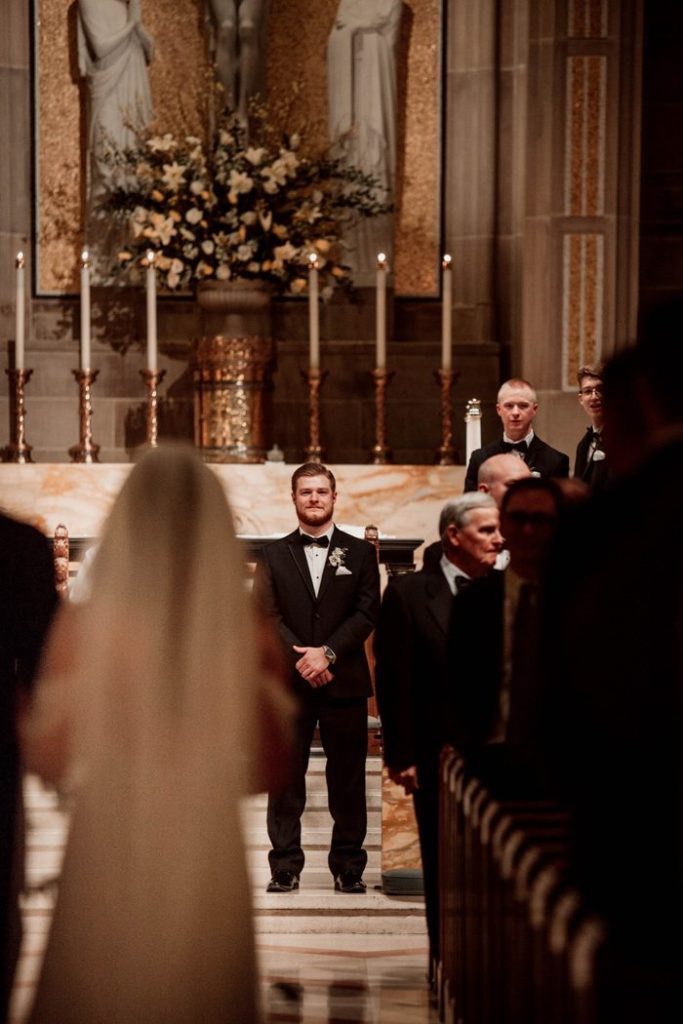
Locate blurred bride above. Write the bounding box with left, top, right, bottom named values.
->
left=21, top=446, right=291, bottom=1022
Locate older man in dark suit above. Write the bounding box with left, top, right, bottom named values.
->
left=464, top=378, right=569, bottom=491
left=1, top=512, right=58, bottom=1016
left=374, top=493, right=502, bottom=972
left=254, top=463, right=380, bottom=895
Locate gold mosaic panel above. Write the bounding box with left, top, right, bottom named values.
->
left=565, top=55, right=606, bottom=217
left=36, top=0, right=441, bottom=296
left=568, top=0, right=607, bottom=38
left=562, top=233, right=604, bottom=389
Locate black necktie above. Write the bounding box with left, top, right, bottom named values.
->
left=503, top=441, right=528, bottom=456
left=299, top=534, right=329, bottom=548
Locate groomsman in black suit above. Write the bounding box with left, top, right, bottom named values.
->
left=254, top=463, right=380, bottom=895
left=374, top=493, right=502, bottom=972
left=1, top=513, right=58, bottom=1016
left=574, top=365, right=609, bottom=491
left=464, top=378, right=569, bottom=492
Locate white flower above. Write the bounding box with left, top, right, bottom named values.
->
left=241, top=211, right=258, bottom=225
left=167, top=258, right=184, bottom=288
left=259, top=210, right=273, bottom=231
left=201, top=240, right=215, bottom=255
left=190, top=179, right=206, bottom=195
left=245, top=146, right=267, bottom=165
left=247, top=261, right=261, bottom=273
left=162, top=162, right=186, bottom=191
left=273, top=242, right=298, bottom=266
left=186, top=207, right=203, bottom=225
left=328, top=547, right=348, bottom=569
left=237, top=243, right=255, bottom=261
left=216, top=264, right=231, bottom=280
left=228, top=170, right=254, bottom=195
left=147, top=212, right=176, bottom=245
left=147, top=133, right=175, bottom=153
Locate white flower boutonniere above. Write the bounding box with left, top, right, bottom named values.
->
left=329, top=546, right=348, bottom=569
left=592, top=449, right=606, bottom=462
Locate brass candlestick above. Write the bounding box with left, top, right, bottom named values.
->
left=3, top=368, right=33, bottom=463
left=69, top=369, right=100, bottom=463
left=435, top=368, right=459, bottom=465
left=140, top=368, right=166, bottom=447
left=370, top=368, right=394, bottom=464
left=301, top=367, right=327, bottom=462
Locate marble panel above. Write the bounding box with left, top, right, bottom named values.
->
left=381, top=772, right=422, bottom=873
left=0, top=464, right=466, bottom=550
left=0, top=0, right=30, bottom=68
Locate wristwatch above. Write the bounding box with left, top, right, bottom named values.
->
left=323, top=645, right=337, bottom=665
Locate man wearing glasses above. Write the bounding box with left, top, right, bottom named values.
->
left=574, top=366, right=609, bottom=492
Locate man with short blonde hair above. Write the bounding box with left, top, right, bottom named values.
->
left=464, top=378, right=569, bottom=491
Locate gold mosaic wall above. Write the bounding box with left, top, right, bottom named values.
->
left=36, top=0, right=441, bottom=296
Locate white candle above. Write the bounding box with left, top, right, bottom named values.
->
left=145, top=250, right=158, bottom=372
left=15, top=252, right=25, bottom=371
left=376, top=253, right=388, bottom=370
left=80, top=248, right=91, bottom=371
left=308, top=253, right=320, bottom=370
left=441, top=254, right=453, bottom=371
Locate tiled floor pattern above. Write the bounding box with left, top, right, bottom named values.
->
left=12, top=776, right=435, bottom=1023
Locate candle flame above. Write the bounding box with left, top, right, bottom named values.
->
left=145, top=250, right=156, bottom=267
left=376, top=252, right=387, bottom=268
left=308, top=252, right=319, bottom=269
left=80, top=248, right=90, bottom=268
left=442, top=254, right=452, bottom=268
left=16, top=252, right=25, bottom=269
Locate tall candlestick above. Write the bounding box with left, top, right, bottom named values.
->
left=15, top=252, right=25, bottom=371
left=80, top=248, right=91, bottom=371
left=441, top=254, right=453, bottom=371
left=145, top=250, right=158, bottom=372
left=376, top=253, right=388, bottom=369
left=308, top=253, right=320, bottom=370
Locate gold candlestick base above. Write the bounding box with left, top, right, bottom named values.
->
left=69, top=369, right=100, bottom=464
left=3, top=368, right=34, bottom=463
left=434, top=368, right=459, bottom=465
left=370, top=368, right=394, bottom=465
left=301, top=367, right=328, bottom=462
left=141, top=369, right=166, bottom=448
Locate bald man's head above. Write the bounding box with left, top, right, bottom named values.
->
left=477, top=453, right=532, bottom=507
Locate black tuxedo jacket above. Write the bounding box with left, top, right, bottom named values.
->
left=464, top=435, right=570, bottom=492
left=447, top=571, right=505, bottom=754
left=374, top=569, right=454, bottom=773
left=0, top=514, right=58, bottom=1007
left=573, top=428, right=609, bottom=492
left=254, top=527, right=380, bottom=701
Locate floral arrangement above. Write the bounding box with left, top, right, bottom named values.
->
left=328, top=546, right=348, bottom=569
left=98, top=106, right=390, bottom=294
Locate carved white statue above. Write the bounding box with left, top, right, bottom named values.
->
left=207, top=0, right=268, bottom=121
left=328, top=0, right=402, bottom=286
left=77, top=0, right=154, bottom=201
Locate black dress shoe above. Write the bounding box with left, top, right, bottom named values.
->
left=334, top=873, right=367, bottom=894
left=266, top=871, right=299, bottom=893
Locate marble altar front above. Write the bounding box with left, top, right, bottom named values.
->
left=0, top=463, right=466, bottom=557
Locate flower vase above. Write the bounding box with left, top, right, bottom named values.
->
left=192, top=280, right=275, bottom=464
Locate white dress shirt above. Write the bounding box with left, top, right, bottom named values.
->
left=300, top=526, right=334, bottom=596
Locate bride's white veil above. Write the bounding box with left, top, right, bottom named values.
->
left=30, top=446, right=263, bottom=1022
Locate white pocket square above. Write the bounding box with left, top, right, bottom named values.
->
left=335, top=566, right=353, bottom=576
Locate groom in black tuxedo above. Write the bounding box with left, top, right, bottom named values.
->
left=254, top=463, right=380, bottom=894
left=464, top=378, right=569, bottom=492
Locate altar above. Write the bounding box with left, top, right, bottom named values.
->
left=0, top=462, right=465, bottom=556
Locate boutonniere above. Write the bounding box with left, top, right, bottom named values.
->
left=328, top=546, right=348, bottom=569
left=592, top=449, right=606, bottom=462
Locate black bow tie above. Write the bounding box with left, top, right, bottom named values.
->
left=299, top=534, right=329, bottom=548
left=455, top=575, right=471, bottom=594
left=502, top=441, right=528, bottom=455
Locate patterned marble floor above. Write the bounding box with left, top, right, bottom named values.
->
left=260, top=934, right=438, bottom=1023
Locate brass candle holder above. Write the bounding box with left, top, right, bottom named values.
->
left=3, top=368, right=34, bottom=463
left=69, top=369, right=100, bottom=463
left=301, top=366, right=327, bottom=462
left=370, top=367, right=394, bottom=464
left=434, top=367, right=459, bottom=465
left=140, top=368, right=166, bottom=447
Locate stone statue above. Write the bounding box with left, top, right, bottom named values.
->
left=207, top=0, right=269, bottom=121
left=327, top=0, right=402, bottom=286
left=77, top=0, right=154, bottom=202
